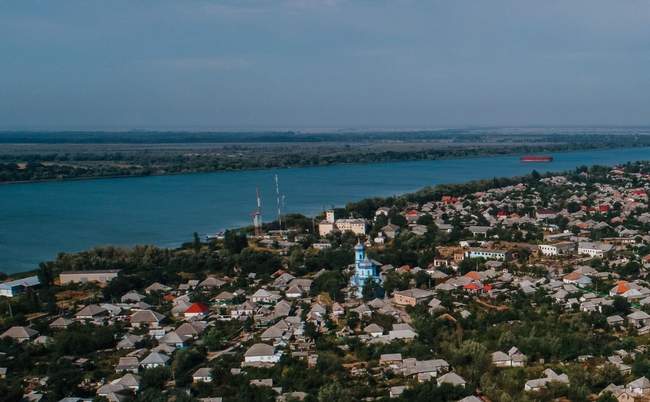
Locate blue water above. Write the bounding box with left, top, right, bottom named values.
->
left=1, top=147, right=649, bottom=273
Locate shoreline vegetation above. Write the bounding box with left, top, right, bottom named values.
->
left=2, top=129, right=650, bottom=184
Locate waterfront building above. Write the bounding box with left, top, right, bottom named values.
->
left=59, top=270, right=120, bottom=285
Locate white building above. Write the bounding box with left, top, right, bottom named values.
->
left=0, top=276, right=40, bottom=297
left=578, top=242, right=613, bottom=258
left=243, top=343, right=283, bottom=365
left=465, top=248, right=509, bottom=261
left=538, top=242, right=575, bottom=256
left=318, top=210, right=367, bottom=236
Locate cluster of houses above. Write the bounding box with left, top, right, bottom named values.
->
left=5, top=164, right=650, bottom=401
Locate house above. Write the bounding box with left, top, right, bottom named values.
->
left=192, top=367, right=213, bottom=383
left=380, top=353, right=403, bottom=369
left=231, top=301, right=258, bottom=319
left=389, top=386, right=407, bottom=398
left=363, top=323, right=384, bottom=337
left=75, top=304, right=108, bottom=320
left=140, top=352, right=170, bottom=369
left=243, top=343, right=283, bottom=366
left=539, top=242, right=575, bottom=256
left=130, top=310, right=165, bottom=328
left=437, top=372, right=466, bottom=387
left=159, top=331, right=187, bottom=348
left=611, top=281, right=634, bottom=297
left=375, top=207, right=391, bottom=218
left=491, top=347, right=527, bottom=367
left=628, top=311, right=650, bottom=328
left=468, top=226, right=491, bottom=237
left=214, top=291, right=236, bottom=305
left=184, top=302, right=210, bottom=319
left=285, top=285, right=303, bottom=299
left=388, top=323, right=417, bottom=341
left=393, top=288, right=434, bottom=306
left=176, top=322, right=207, bottom=339
left=59, top=270, right=120, bottom=285
left=578, top=242, right=613, bottom=258
left=465, top=248, right=510, bottom=261
left=0, top=326, right=38, bottom=343
left=115, top=357, right=139, bottom=373
left=144, top=282, right=171, bottom=294
left=410, top=224, right=428, bottom=236
left=382, top=223, right=401, bottom=239
left=49, top=317, right=73, bottom=330
left=607, top=315, right=625, bottom=328
left=121, top=291, right=145, bottom=303
left=116, top=373, right=141, bottom=391
left=272, top=273, right=296, bottom=289
left=250, top=289, right=281, bottom=304
left=563, top=271, right=592, bottom=287
left=403, top=358, right=450, bottom=380
left=199, top=276, right=226, bottom=289
left=117, top=334, right=143, bottom=350
left=428, top=298, right=444, bottom=313
left=627, top=376, right=650, bottom=396
left=457, top=397, right=483, bottom=402
left=0, top=276, right=40, bottom=297
left=260, top=321, right=290, bottom=342
left=524, top=369, right=569, bottom=392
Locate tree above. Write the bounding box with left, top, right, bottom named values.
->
left=172, top=348, right=204, bottom=386
left=193, top=231, right=202, bottom=253
left=612, top=296, right=631, bottom=315
left=37, top=262, right=55, bottom=287
left=317, top=381, right=352, bottom=402
left=223, top=230, right=248, bottom=254
left=141, top=367, right=171, bottom=390
left=362, top=278, right=383, bottom=301
left=597, top=392, right=618, bottom=402
left=312, top=270, right=346, bottom=301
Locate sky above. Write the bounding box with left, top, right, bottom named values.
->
left=0, top=0, right=649, bottom=130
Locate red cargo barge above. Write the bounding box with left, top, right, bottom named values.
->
left=520, top=155, right=553, bottom=163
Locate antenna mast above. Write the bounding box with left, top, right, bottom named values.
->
left=275, top=174, right=282, bottom=230
left=251, top=187, right=263, bottom=237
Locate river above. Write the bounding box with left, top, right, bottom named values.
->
left=1, top=146, right=649, bottom=273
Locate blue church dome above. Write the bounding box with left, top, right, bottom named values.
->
left=350, top=241, right=383, bottom=298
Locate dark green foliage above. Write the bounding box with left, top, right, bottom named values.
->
left=52, top=323, right=118, bottom=356
left=223, top=230, right=249, bottom=254
left=311, top=270, right=347, bottom=301
left=141, top=366, right=172, bottom=390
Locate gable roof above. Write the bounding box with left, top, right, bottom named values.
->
left=1, top=326, right=38, bottom=340
left=140, top=352, right=170, bottom=365
left=185, top=303, right=210, bottom=314
left=245, top=343, right=275, bottom=357
left=76, top=304, right=107, bottom=318
left=130, top=309, right=165, bottom=323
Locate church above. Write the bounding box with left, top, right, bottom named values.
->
left=350, top=241, right=383, bottom=298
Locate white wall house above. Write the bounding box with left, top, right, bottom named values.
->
left=578, top=242, right=613, bottom=258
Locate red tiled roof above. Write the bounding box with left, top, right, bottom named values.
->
left=465, top=271, right=481, bottom=281
left=615, top=281, right=630, bottom=294
left=185, top=302, right=209, bottom=314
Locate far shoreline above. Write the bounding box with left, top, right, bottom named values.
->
left=2, top=143, right=650, bottom=187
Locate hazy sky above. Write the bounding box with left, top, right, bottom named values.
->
left=1, top=0, right=649, bottom=129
